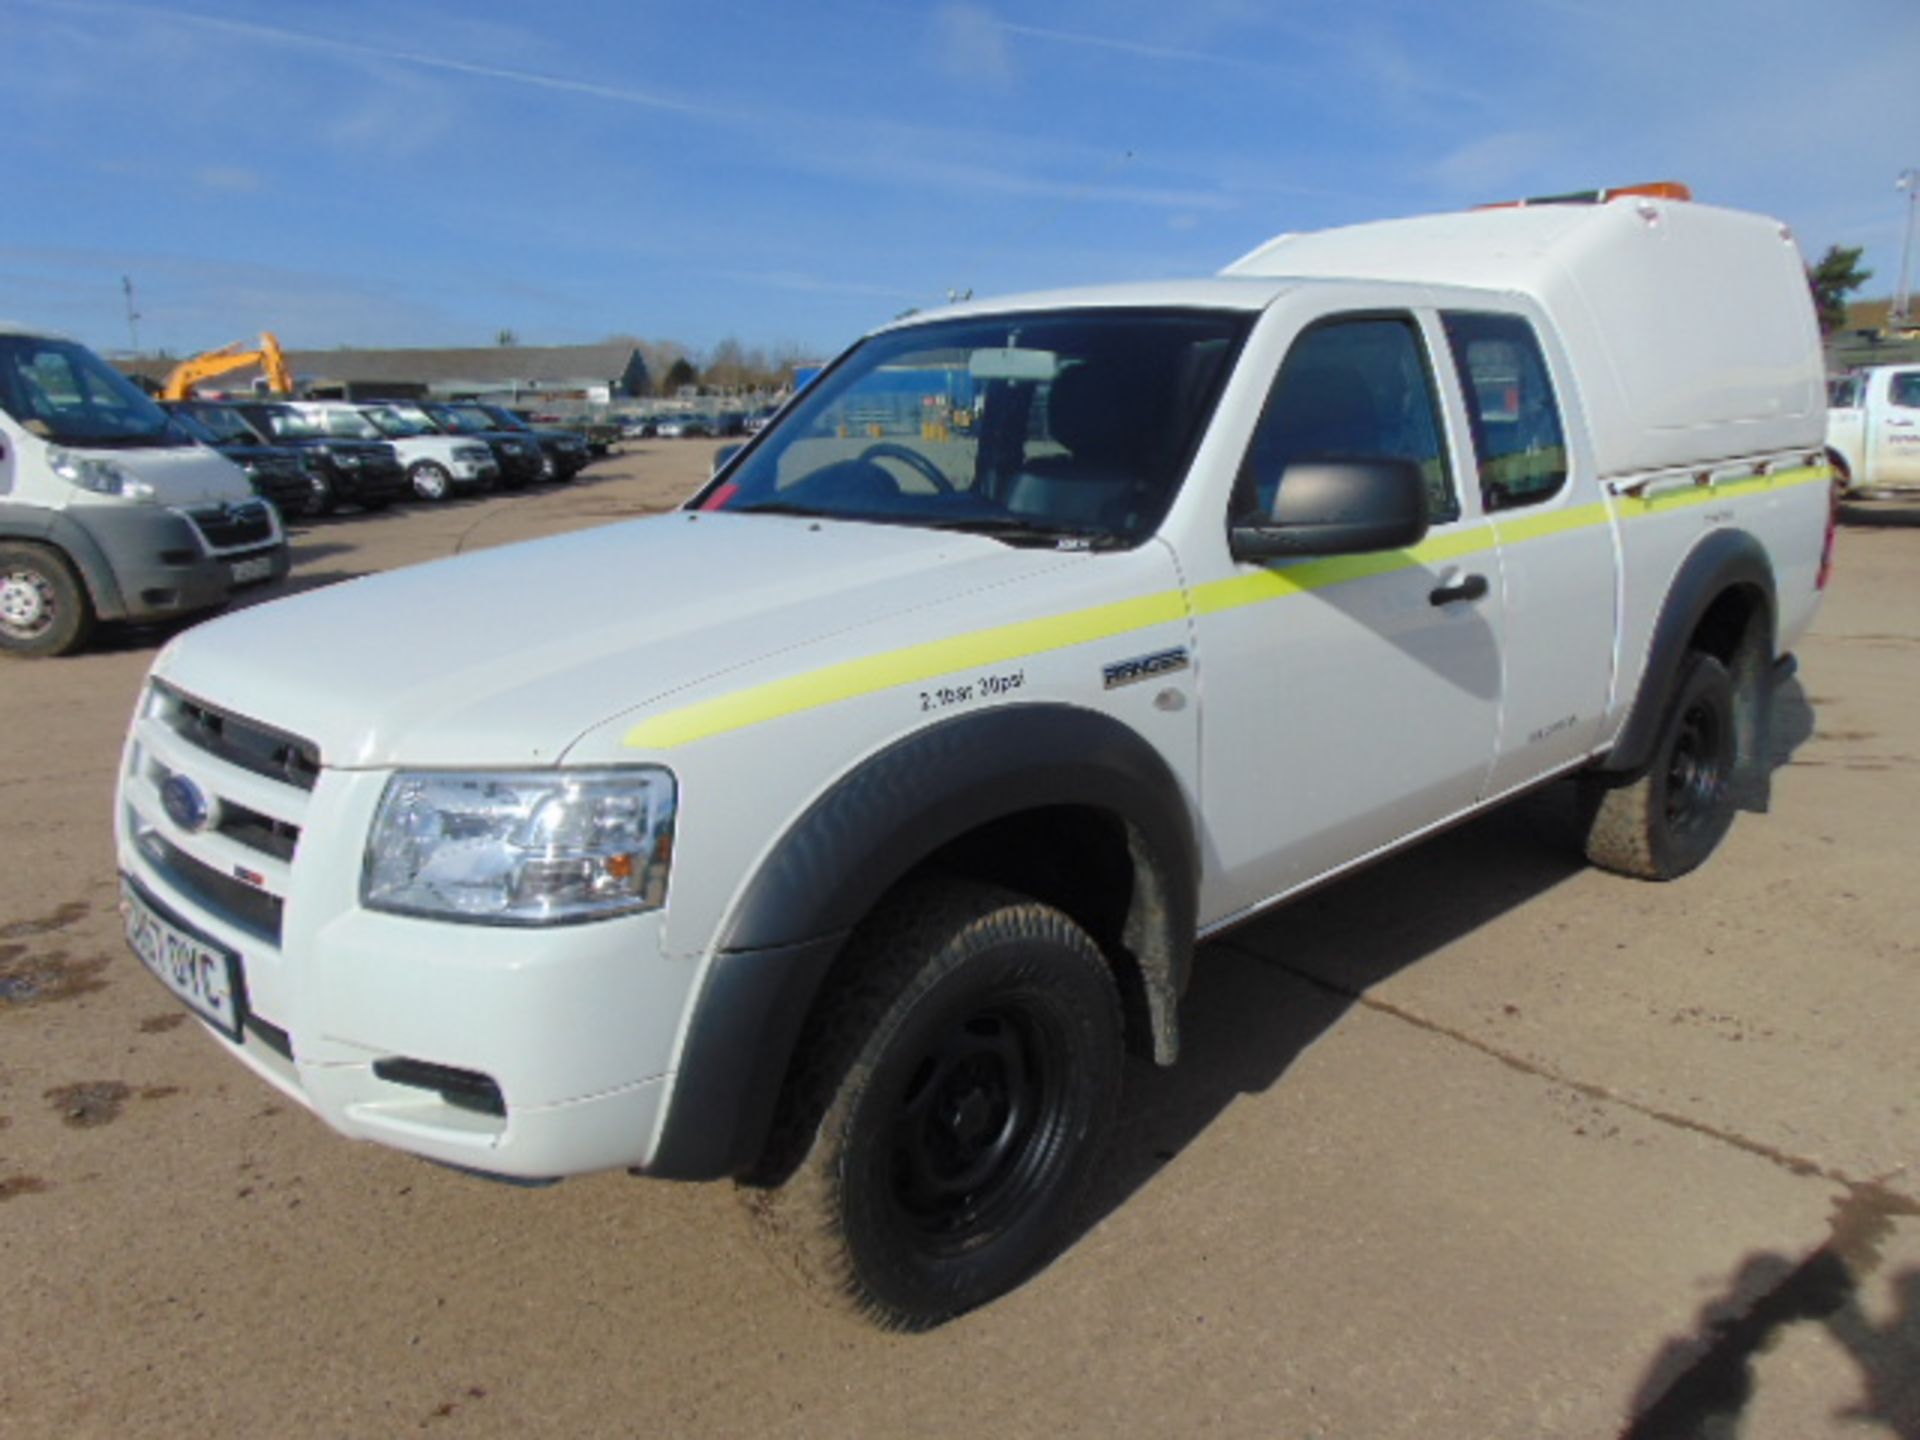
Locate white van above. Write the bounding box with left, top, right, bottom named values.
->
left=0, top=326, right=288, bottom=657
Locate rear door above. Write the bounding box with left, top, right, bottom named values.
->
left=1438, top=309, right=1617, bottom=797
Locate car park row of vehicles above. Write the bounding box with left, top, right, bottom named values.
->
left=0, top=325, right=619, bottom=656
left=165, top=397, right=598, bottom=512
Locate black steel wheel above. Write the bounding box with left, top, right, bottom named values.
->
left=746, top=879, right=1122, bottom=1330
left=1582, top=650, right=1737, bottom=880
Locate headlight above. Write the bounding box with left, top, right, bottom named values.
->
left=362, top=768, right=676, bottom=925
left=47, top=446, right=156, bottom=500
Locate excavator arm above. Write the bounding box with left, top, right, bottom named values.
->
left=162, top=332, right=294, bottom=401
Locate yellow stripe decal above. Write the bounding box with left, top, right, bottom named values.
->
left=623, top=463, right=1829, bottom=749
left=623, top=589, right=1188, bottom=748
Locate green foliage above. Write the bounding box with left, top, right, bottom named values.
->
left=663, top=357, right=700, bottom=394
left=1807, top=245, right=1873, bottom=336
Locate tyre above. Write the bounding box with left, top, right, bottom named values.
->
left=0, top=543, right=95, bottom=657
left=1581, top=651, right=1737, bottom=880
left=409, top=461, right=452, bottom=502
left=305, top=468, right=337, bottom=517
left=746, top=879, right=1123, bottom=1331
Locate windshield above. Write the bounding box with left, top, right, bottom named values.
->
left=179, top=404, right=259, bottom=444
left=478, top=404, right=531, bottom=432
left=0, top=334, right=188, bottom=448
left=366, top=407, right=433, bottom=437
left=244, top=406, right=325, bottom=441
left=692, top=308, right=1251, bottom=547
left=426, top=404, right=492, bottom=434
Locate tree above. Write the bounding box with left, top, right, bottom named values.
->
left=663, top=357, right=699, bottom=395
left=1807, top=245, right=1872, bottom=337
left=495, top=328, right=519, bottom=347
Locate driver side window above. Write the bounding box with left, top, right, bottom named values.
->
left=1236, top=316, right=1459, bottom=526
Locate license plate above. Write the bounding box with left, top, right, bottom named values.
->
left=231, top=555, right=275, bottom=585
left=120, top=877, right=244, bottom=1038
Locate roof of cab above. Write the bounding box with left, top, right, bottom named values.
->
left=876, top=276, right=1300, bottom=333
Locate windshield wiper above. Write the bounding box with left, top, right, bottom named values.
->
left=731, top=500, right=827, bottom=518
left=915, top=515, right=1132, bottom=550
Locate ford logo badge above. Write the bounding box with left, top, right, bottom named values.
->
left=160, top=773, right=213, bottom=832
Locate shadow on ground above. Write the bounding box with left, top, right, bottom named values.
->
left=1078, top=674, right=1817, bottom=1242
left=1621, top=1185, right=1920, bottom=1437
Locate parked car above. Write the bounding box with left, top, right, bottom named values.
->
left=405, top=402, right=546, bottom=490
left=287, top=402, right=498, bottom=504
left=744, top=406, right=779, bottom=435
left=469, top=403, right=591, bottom=482
left=1825, top=364, right=1920, bottom=494
left=620, top=415, right=656, bottom=439
left=655, top=413, right=713, bottom=438
left=229, top=402, right=410, bottom=516
left=163, top=400, right=321, bottom=521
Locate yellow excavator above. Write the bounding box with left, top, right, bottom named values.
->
left=161, top=332, right=295, bottom=400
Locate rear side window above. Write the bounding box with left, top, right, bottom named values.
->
left=1442, top=312, right=1567, bottom=511
left=1889, top=372, right=1920, bottom=408
left=1236, top=315, right=1459, bottom=525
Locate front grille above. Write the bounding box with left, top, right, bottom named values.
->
left=156, top=683, right=320, bottom=791
left=133, top=825, right=284, bottom=945
left=189, top=499, right=275, bottom=551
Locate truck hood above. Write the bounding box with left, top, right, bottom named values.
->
left=153, top=513, right=1084, bottom=769
left=94, top=445, right=255, bottom=506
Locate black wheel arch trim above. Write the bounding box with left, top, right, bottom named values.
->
left=1601, top=527, right=1777, bottom=808
left=645, top=703, right=1198, bottom=1181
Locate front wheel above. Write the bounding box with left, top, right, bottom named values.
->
left=746, top=880, right=1123, bottom=1331
left=409, top=461, right=452, bottom=502
left=0, top=543, right=94, bottom=657
left=1581, top=650, right=1737, bottom=880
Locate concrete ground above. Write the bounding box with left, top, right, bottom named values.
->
left=1, top=445, right=1915, bottom=1438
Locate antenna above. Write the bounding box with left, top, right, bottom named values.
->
left=121, top=275, right=142, bottom=354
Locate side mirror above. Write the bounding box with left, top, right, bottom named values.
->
left=1229, top=457, right=1429, bottom=562
left=712, top=442, right=744, bottom=476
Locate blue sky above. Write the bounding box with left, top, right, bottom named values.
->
left=4, top=0, right=1917, bottom=363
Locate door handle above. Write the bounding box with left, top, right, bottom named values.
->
left=1429, top=573, right=1489, bottom=607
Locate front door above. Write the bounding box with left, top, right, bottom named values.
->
left=1192, top=311, right=1505, bottom=924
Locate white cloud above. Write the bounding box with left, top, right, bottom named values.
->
left=1425, top=131, right=1562, bottom=198
left=194, top=166, right=263, bottom=193
left=935, top=4, right=1016, bottom=87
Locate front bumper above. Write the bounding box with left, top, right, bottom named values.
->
left=113, top=691, right=699, bottom=1179
left=80, top=501, right=288, bottom=622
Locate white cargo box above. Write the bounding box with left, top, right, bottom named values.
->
left=1223, top=197, right=1826, bottom=479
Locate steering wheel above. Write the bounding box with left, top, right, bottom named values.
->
left=858, top=442, right=954, bottom=494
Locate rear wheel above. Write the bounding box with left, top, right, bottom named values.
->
left=409, top=461, right=452, bottom=502
left=1582, top=650, right=1737, bottom=880
left=746, top=879, right=1123, bottom=1331
left=0, top=543, right=94, bottom=657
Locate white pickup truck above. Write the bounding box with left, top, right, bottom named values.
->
left=114, top=191, right=1834, bottom=1329
left=1826, top=363, right=1920, bottom=493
